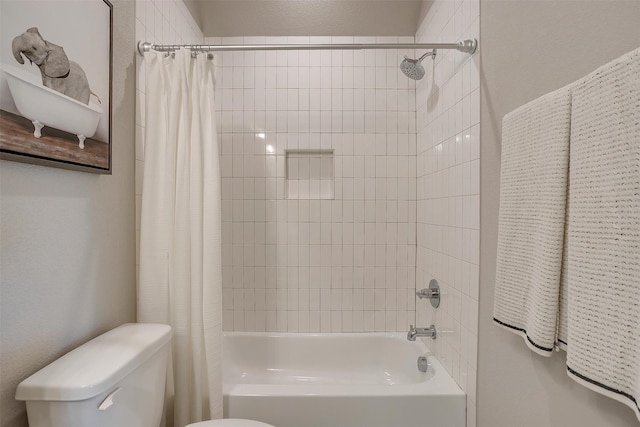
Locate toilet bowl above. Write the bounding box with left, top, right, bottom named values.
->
left=15, top=323, right=274, bottom=427
left=187, top=420, right=274, bottom=427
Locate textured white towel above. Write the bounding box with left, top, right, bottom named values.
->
left=563, top=47, right=640, bottom=421
left=493, top=84, right=573, bottom=356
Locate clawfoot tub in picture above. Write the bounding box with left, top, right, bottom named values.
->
left=8, top=27, right=102, bottom=148
left=2, top=66, right=102, bottom=149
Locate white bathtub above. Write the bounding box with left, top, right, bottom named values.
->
left=223, top=332, right=466, bottom=427
left=2, top=65, right=102, bottom=149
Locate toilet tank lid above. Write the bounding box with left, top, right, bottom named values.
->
left=15, top=323, right=172, bottom=402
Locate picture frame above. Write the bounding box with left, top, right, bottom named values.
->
left=0, top=0, right=113, bottom=174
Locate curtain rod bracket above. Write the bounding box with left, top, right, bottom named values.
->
left=458, top=39, right=478, bottom=54
left=138, top=41, right=153, bottom=56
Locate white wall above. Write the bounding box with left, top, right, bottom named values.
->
left=212, top=35, right=418, bottom=333
left=478, top=1, right=640, bottom=426
left=414, top=0, right=480, bottom=425
left=185, top=0, right=423, bottom=37
left=0, top=1, right=136, bottom=425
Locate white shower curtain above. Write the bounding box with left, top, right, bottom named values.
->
left=138, top=49, right=222, bottom=427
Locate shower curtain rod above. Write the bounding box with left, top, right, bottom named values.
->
left=136, top=39, right=477, bottom=56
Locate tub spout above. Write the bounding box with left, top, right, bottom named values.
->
left=407, top=325, right=437, bottom=341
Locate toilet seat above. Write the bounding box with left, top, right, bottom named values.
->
left=185, top=419, right=274, bottom=427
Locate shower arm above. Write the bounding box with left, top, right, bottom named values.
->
left=416, top=50, right=437, bottom=62
left=137, top=39, right=477, bottom=56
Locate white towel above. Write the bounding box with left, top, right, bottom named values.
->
left=563, top=47, right=640, bottom=421
left=493, top=84, right=573, bottom=356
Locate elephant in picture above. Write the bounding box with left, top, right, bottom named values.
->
left=12, top=27, right=95, bottom=105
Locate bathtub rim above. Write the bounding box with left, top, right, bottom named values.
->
left=224, top=330, right=431, bottom=341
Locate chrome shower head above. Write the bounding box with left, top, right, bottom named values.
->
left=400, top=50, right=436, bottom=80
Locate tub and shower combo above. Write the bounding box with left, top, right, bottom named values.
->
left=222, top=332, right=466, bottom=427
left=2, top=65, right=102, bottom=149
left=221, top=283, right=464, bottom=426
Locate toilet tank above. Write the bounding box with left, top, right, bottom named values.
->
left=15, top=323, right=172, bottom=427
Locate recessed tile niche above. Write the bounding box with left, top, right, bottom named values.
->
left=285, top=149, right=334, bottom=200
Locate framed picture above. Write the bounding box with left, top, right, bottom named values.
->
left=0, top=0, right=112, bottom=174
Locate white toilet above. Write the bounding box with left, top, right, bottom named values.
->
left=15, top=323, right=274, bottom=427
left=186, top=422, right=272, bottom=427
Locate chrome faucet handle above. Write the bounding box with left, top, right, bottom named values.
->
left=416, top=288, right=437, bottom=298
left=416, top=279, right=441, bottom=308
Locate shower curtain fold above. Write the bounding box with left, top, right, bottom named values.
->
left=138, top=49, right=222, bottom=427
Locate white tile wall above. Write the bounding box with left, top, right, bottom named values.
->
left=213, top=36, right=419, bottom=333
left=414, top=1, right=480, bottom=426
left=134, top=0, right=204, bottom=273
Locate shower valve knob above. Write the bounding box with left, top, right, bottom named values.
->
left=416, top=279, right=441, bottom=308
